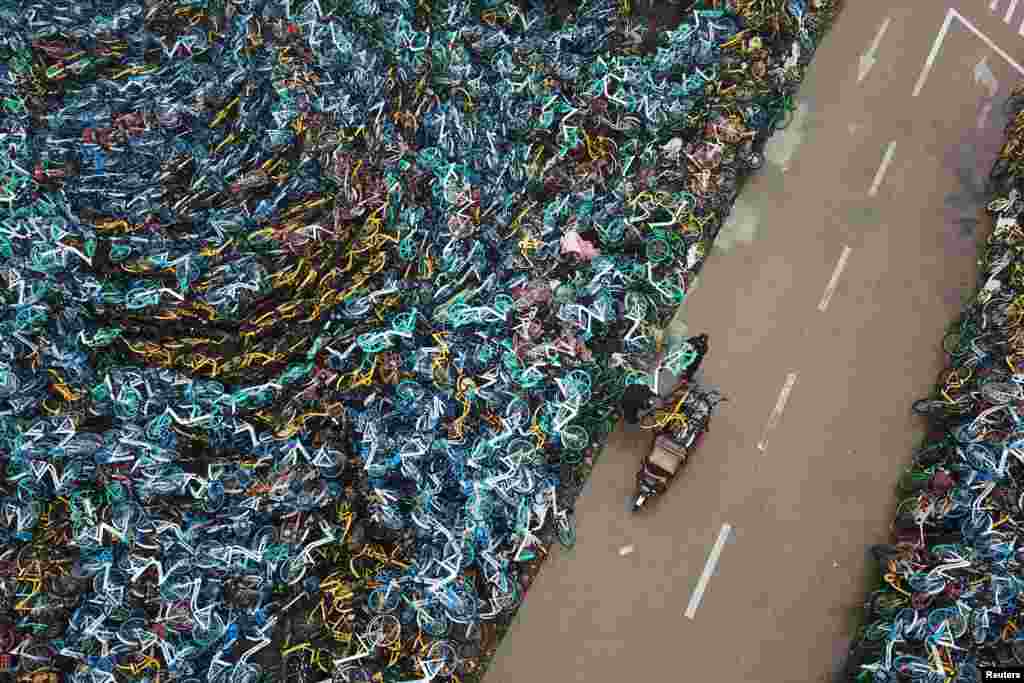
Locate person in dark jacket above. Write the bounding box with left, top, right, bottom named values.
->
left=682, top=333, right=709, bottom=383
left=622, top=383, right=656, bottom=425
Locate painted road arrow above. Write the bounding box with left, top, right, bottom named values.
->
left=858, top=17, right=891, bottom=83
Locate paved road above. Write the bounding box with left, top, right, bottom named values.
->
left=485, top=2, right=1024, bottom=681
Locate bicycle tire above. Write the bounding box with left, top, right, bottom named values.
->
left=982, top=381, right=1022, bottom=404
left=861, top=621, right=890, bottom=642
left=17, top=646, right=55, bottom=673
left=418, top=606, right=450, bottom=638
left=942, top=329, right=967, bottom=357
left=892, top=511, right=922, bottom=531
left=557, top=517, right=576, bottom=549
left=912, top=398, right=943, bottom=416
left=897, top=470, right=930, bottom=495
left=936, top=367, right=969, bottom=392
left=291, top=618, right=324, bottom=640
left=912, top=397, right=970, bottom=417
left=232, top=663, right=262, bottom=683
left=559, top=425, right=588, bottom=451
left=560, top=448, right=585, bottom=466
left=868, top=590, right=908, bottom=620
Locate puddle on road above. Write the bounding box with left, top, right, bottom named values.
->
left=943, top=95, right=1010, bottom=244
left=944, top=141, right=995, bottom=243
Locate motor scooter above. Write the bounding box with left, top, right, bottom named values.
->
left=632, top=385, right=724, bottom=512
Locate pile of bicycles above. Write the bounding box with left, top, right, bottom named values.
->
left=0, top=0, right=841, bottom=681
left=846, top=87, right=1024, bottom=682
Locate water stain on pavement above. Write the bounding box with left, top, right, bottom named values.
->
left=663, top=271, right=711, bottom=343
left=713, top=99, right=808, bottom=254
left=944, top=142, right=989, bottom=240
left=764, top=100, right=811, bottom=173
left=846, top=205, right=880, bottom=227
left=943, top=102, right=1009, bottom=243
left=714, top=195, right=760, bottom=252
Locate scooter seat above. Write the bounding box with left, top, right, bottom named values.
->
left=649, top=434, right=685, bottom=474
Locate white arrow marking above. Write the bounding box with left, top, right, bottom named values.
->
left=858, top=17, right=891, bottom=83
left=915, top=9, right=1024, bottom=97
left=758, top=373, right=798, bottom=453
left=975, top=55, right=1000, bottom=97
left=914, top=10, right=955, bottom=97
left=869, top=141, right=897, bottom=197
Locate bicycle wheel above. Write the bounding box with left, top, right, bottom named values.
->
left=861, top=621, right=890, bottom=643
left=426, top=641, right=459, bottom=679
left=867, top=589, right=908, bottom=620
left=283, top=653, right=311, bottom=683
left=506, top=438, right=536, bottom=462
left=417, top=604, right=449, bottom=637
left=897, top=470, right=931, bottom=495
left=942, top=329, right=966, bottom=357
left=559, top=425, right=588, bottom=452
left=743, top=150, right=764, bottom=171
left=912, top=398, right=965, bottom=417
left=367, top=585, right=401, bottom=614
left=556, top=515, right=576, bottom=549
left=936, top=367, right=969, bottom=393
left=982, top=381, right=1022, bottom=404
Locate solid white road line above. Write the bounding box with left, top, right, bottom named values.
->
left=819, top=246, right=852, bottom=312
left=869, top=141, right=897, bottom=197
left=1007, top=0, right=1021, bottom=24
left=979, top=101, right=995, bottom=129
left=757, top=372, right=798, bottom=453
left=992, top=0, right=1002, bottom=12
left=684, top=523, right=732, bottom=620
left=915, top=9, right=1024, bottom=97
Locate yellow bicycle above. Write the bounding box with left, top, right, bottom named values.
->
left=639, top=391, right=690, bottom=431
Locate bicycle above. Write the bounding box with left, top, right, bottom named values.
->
left=639, top=391, right=691, bottom=430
